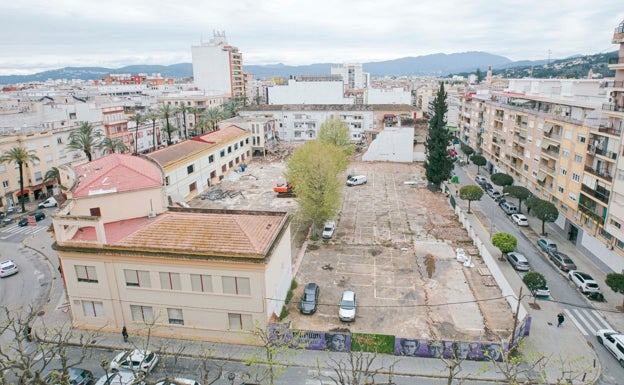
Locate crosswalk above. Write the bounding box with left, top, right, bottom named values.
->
left=0, top=223, right=47, bottom=239
left=564, top=308, right=613, bottom=336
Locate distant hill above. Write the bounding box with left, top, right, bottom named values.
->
left=0, top=50, right=617, bottom=85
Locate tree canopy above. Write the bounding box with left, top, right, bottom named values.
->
left=318, top=116, right=354, bottom=157
left=503, top=186, right=532, bottom=213
left=285, top=140, right=348, bottom=234
left=424, top=83, right=455, bottom=188
left=460, top=143, right=474, bottom=159
left=459, top=185, right=484, bottom=213
left=527, top=198, right=559, bottom=235
left=523, top=272, right=547, bottom=304
left=158, top=104, right=176, bottom=145
left=0, top=147, right=40, bottom=212
left=605, top=273, right=624, bottom=310
left=67, top=122, right=102, bottom=162
left=470, top=155, right=487, bottom=174
left=491, top=173, right=514, bottom=187
left=492, top=232, right=517, bottom=260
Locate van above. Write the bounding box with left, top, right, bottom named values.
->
left=475, top=175, right=487, bottom=186
left=38, top=197, right=58, bottom=209
left=500, top=201, right=518, bottom=214
left=347, top=175, right=367, bottom=186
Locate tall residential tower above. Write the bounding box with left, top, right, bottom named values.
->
left=191, top=32, right=244, bottom=98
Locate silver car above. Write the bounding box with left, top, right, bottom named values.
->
left=0, top=260, right=18, bottom=278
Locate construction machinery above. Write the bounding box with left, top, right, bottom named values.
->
left=273, top=183, right=296, bottom=198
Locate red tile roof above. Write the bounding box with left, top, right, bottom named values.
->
left=73, top=154, right=162, bottom=198
left=192, top=125, right=248, bottom=144
left=147, top=140, right=214, bottom=166
left=71, top=209, right=288, bottom=259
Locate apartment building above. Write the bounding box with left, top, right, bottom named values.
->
left=146, top=125, right=252, bottom=203
left=458, top=70, right=624, bottom=270
left=330, top=63, right=369, bottom=91
left=191, top=32, right=245, bottom=98
left=219, top=116, right=277, bottom=157
left=157, top=91, right=228, bottom=136
left=54, top=154, right=292, bottom=343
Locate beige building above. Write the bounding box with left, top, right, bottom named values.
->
left=54, top=154, right=292, bottom=343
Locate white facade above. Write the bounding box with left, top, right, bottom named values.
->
left=366, top=88, right=411, bottom=105
left=361, top=126, right=415, bottom=163
left=267, top=79, right=353, bottom=105
left=330, top=63, right=369, bottom=90
left=192, top=35, right=233, bottom=94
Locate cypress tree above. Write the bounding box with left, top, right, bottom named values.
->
left=424, top=83, right=454, bottom=188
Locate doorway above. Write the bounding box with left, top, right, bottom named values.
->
left=568, top=225, right=578, bottom=242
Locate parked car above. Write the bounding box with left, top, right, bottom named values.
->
left=339, top=290, right=356, bottom=322
left=596, top=329, right=624, bottom=367
left=94, top=370, right=140, bottom=385
left=322, top=221, right=336, bottom=239
left=500, top=201, right=518, bottom=215
left=568, top=271, right=601, bottom=293
left=511, top=214, right=528, bottom=226
left=484, top=182, right=493, bottom=191
left=537, top=238, right=558, bottom=254
left=38, top=197, right=58, bottom=208
left=44, top=368, right=94, bottom=385
left=109, top=349, right=159, bottom=373
left=506, top=252, right=530, bottom=271
left=532, top=284, right=551, bottom=297
left=18, top=211, right=46, bottom=226
left=0, top=260, right=18, bottom=278
left=300, top=282, right=320, bottom=314
left=487, top=188, right=502, bottom=200
left=346, top=175, right=367, bottom=186
left=549, top=252, right=577, bottom=271
left=475, top=175, right=487, bottom=185
left=156, top=379, right=201, bottom=385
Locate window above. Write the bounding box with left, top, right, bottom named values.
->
left=220, top=150, right=225, bottom=157
left=75, top=265, right=98, bottom=283
left=574, top=154, right=583, bottom=163
left=228, top=146, right=232, bottom=154
left=45, top=154, right=53, bottom=163
left=0, top=165, right=5, bottom=173
left=167, top=308, right=184, bottom=325
left=57, top=137, right=63, bottom=144
left=562, top=149, right=569, bottom=158
left=228, top=313, right=253, bottom=330
left=82, top=300, right=104, bottom=317
left=130, top=305, right=154, bottom=323
left=222, top=276, right=250, bottom=295
left=187, top=164, right=194, bottom=174
left=34, top=171, right=42, bottom=181
left=558, top=186, right=564, bottom=193
left=43, top=140, right=50, bottom=148
left=578, top=135, right=586, bottom=143
left=159, top=272, right=181, bottom=290
left=572, top=173, right=580, bottom=182
left=190, top=274, right=213, bottom=292
left=165, top=176, right=170, bottom=186
left=209, top=155, right=214, bottom=163
left=90, top=207, right=101, bottom=216
left=124, top=269, right=151, bottom=287
left=560, top=168, right=567, bottom=176
left=2, top=181, right=8, bottom=188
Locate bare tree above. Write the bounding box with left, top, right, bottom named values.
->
left=243, top=324, right=301, bottom=385
left=314, top=349, right=398, bottom=385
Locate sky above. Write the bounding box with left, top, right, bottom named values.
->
left=2, top=0, right=623, bottom=76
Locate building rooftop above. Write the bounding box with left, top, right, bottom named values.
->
left=69, top=208, right=288, bottom=259
left=73, top=154, right=162, bottom=198
left=147, top=140, right=213, bottom=166
left=192, top=124, right=248, bottom=144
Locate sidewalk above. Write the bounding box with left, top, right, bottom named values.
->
left=22, top=195, right=602, bottom=385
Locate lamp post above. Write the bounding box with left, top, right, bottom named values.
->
left=227, top=372, right=235, bottom=385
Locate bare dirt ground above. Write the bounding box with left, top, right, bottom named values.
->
left=190, top=153, right=514, bottom=342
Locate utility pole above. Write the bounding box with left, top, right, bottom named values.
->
left=509, top=286, right=523, bottom=348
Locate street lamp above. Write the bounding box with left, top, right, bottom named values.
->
left=227, top=372, right=235, bottom=385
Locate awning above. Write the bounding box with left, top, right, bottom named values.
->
left=541, top=139, right=558, bottom=149
left=543, top=122, right=554, bottom=133
left=537, top=171, right=547, bottom=182
left=15, top=189, right=30, bottom=196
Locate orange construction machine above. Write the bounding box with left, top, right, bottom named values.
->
left=273, top=183, right=296, bottom=197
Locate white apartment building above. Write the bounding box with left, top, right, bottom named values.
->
left=219, top=116, right=277, bottom=157
left=267, top=76, right=353, bottom=105
left=330, top=63, right=369, bottom=91
left=191, top=32, right=244, bottom=97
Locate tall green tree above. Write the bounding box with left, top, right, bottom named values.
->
left=492, top=232, right=517, bottom=261
left=177, top=103, right=191, bottom=140
left=99, top=137, right=128, bottom=154
left=459, top=185, right=484, bottom=214
left=424, top=83, right=454, bottom=188
left=131, top=112, right=143, bottom=155
left=470, top=155, right=487, bottom=174
left=285, top=141, right=348, bottom=235
left=44, top=167, right=63, bottom=191
left=605, top=273, right=624, bottom=310
left=222, top=99, right=240, bottom=119
left=460, top=143, right=474, bottom=161
left=205, top=107, right=222, bottom=132
left=188, top=106, right=203, bottom=136
left=523, top=271, right=547, bottom=305
left=67, top=122, right=102, bottom=161
left=503, top=186, right=532, bottom=213
left=527, top=198, right=559, bottom=235
left=475, top=68, right=484, bottom=84
left=0, top=147, right=40, bottom=212
left=158, top=104, right=176, bottom=145
left=491, top=173, right=514, bottom=187
left=145, top=110, right=159, bottom=151
left=318, top=117, right=354, bottom=157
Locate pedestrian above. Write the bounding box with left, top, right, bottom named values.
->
left=122, top=326, right=128, bottom=342
left=557, top=312, right=565, bottom=327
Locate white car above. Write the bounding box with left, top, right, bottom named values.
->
left=596, top=329, right=624, bottom=367
left=511, top=214, right=528, bottom=226
left=532, top=284, right=550, bottom=297
left=322, top=221, right=336, bottom=239
left=568, top=271, right=601, bottom=293
left=94, top=370, right=141, bottom=385
left=0, top=260, right=18, bottom=278
left=109, top=349, right=159, bottom=373
left=338, top=290, right=356, bottom=322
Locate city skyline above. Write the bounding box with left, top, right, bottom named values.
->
left=1, top=0, right=623, bottom=76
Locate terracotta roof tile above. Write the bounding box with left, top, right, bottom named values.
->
left=147, top=140, right=214, bottom=166
left=192, top=125, right=248, bottom=144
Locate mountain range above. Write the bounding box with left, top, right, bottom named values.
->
left=0, top=51, right=616, bottom=85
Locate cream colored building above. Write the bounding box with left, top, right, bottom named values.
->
left=54, top=154, right=292, bottom=343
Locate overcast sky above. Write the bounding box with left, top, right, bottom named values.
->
left=2, top=0, right=623, bottom=76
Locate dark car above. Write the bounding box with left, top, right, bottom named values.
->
left=18, top=211, right=45, bottom=227
left=550, top=251, right=577, bottom=271
left=300, top=283, right=320, bottom=314
left=44, top=367, right=94, bottom=385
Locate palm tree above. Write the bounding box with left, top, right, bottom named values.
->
left=205, top=107, right=222, bottom=132
left=195, top=116, right=209, bottom=136
left=145, top=110, right=159, bottom=151
left=43, top=166, right=65, bottom=192
left=177, top=103, right=190, bottom=140
left=99, top=137, right=129, bottom=154
left=222, top=99, right=239, bottom=119
left=67, top=122, right=102, bottom=161
left=158, top=104, right=176, bottom=145
left=0, top=147, right=40, bottom=213
left=131, top=113, right=143, bottom=155
left=188, top=106, right=204, bottom=136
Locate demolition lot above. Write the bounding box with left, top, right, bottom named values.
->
left=190, top=159, right=514, bottom=342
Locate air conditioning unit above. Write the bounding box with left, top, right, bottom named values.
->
left=147, top=211, right=156, bottom=218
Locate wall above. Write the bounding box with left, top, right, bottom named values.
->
left=361, top=126, right=414, bottom=163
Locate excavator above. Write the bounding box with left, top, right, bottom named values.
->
left=273, top=183, right=296, bottom=198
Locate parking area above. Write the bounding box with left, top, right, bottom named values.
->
left=190, top=158, right=515, bottom=342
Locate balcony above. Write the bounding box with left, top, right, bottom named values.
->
left=588, top=145, right=618, bottom=161
left=602, top=103, right=624, bottom=113
left=584, top=166, right=613, bottom=182
left=602, top=80, right=624, bottom=88
left=581, top=184, right=610, bottom=204
left=608, top=56, right=624, bottom=65
left=539, top=162, right=556, bottom=175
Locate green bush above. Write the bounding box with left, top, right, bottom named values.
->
left=285, top=290, right=294, bottom=305
left=290, top=279, right=298, bottom=290
left=351, top=333, right=395, bottom=354
left=279, top=306, right=289, bottom=320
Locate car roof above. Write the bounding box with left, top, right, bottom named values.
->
left=304, top=282, right=318, bottom=291
left=509, top=252, right=527, bottom=261
left=341, top=290, right=355, bottom=300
